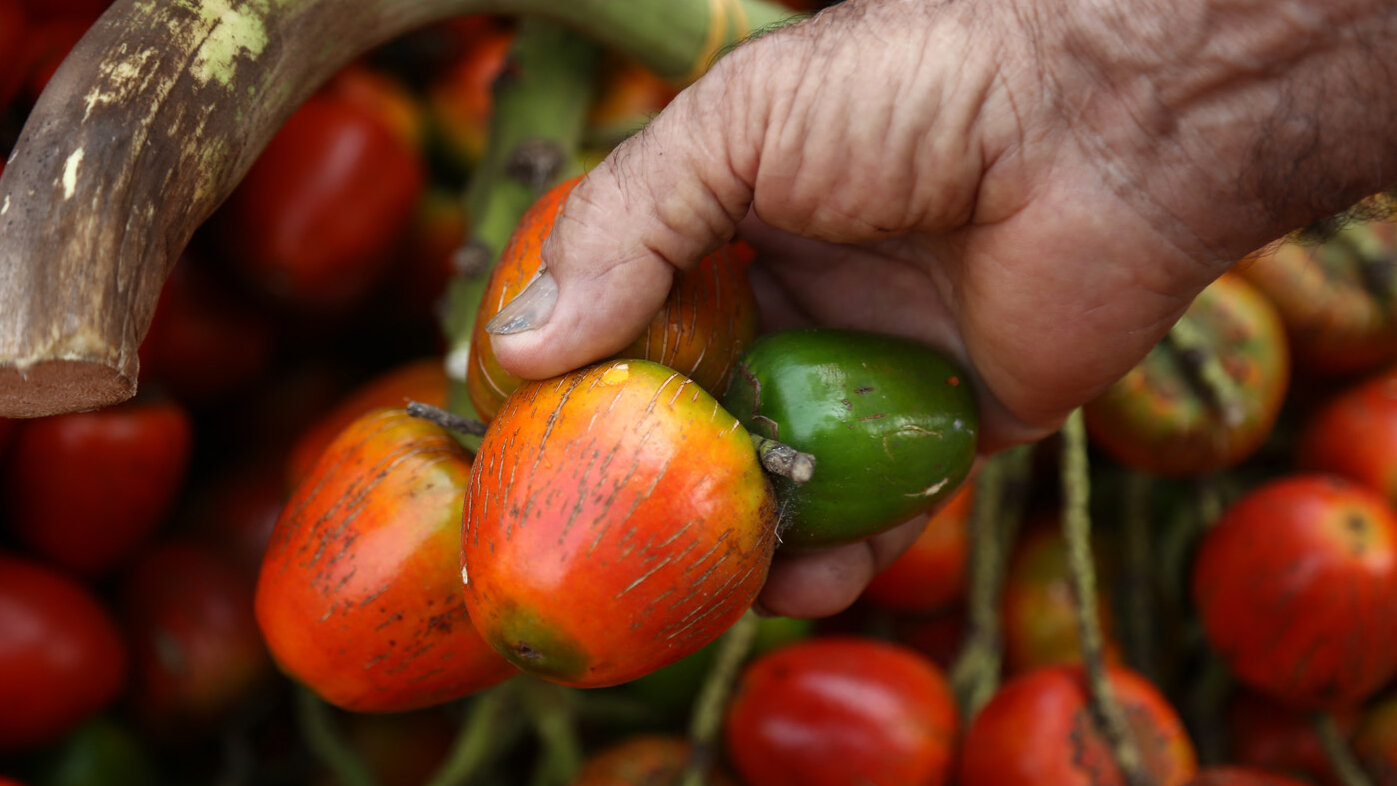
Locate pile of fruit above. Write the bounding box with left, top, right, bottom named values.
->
left=3, top=1, right=1397, bottom=785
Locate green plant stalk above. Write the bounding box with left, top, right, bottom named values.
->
left=949, top=443, right=1032, bottom=723
left=294, top=686, right=379, bottom=786
left=422, top=684, right=524, bottom=786
left=1120, top=469, right=1159, bottom=684
left=1316, top=712, right=1377, bottom=786
left=681, top=610, right=761, bottom=786
left=521, top=679, right=584, bottom=786
left=440, top=19, right=600, bottom=434
left=1060, top=409, right=1151, bottom=786
left=0, top=0, right=799, bottom=417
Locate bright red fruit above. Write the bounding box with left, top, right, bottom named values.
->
left=0, top=553, right=128, bottom=752
left=467, top=177, right=760, bottom=422
left=3, top=398, right=193, bottom=576
left=121, top=540, right=274, bottom=736
left=1193, top=474, right=1397, bottom=709
left=958, top=664, right=1197, bottom=785
left=284, top=356, right=448, bottom=491
left=860, top=485, right=972, bottom=614
left=724, top=636, right=958, bottom=786
left=257, top=408, right=516, bottom=712
left=1296, top=366, right=1397, bottom=504
left=218, top=90, right=426, bottom=314
left=462, top=361, right=778, bottom=688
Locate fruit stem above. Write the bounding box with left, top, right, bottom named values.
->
left=681, top=610, right=760, bottom=786
left=406, top=400, right=489, bottom=437
left=1163, top=313, right=1247, bottom=429
left=1315, top=712, right=1377, bottom=786
left=440, top=20, right=602, bottom=444
left=521, top=679, right=584, bottom=786
left=1120, top=469, right=1160, bottom=684
left=294, top=686, right=380, bottom=786
left=751, top=434, right=817, bottom=483
left=1061, top=409, right=1153, bottom=786
left=423, top=685, right=523, bottom=786
left=949, top=443, right=1033, bottom=722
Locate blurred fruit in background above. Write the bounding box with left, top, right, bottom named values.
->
left=2, top=399, right=193, bottom=577
left=0, top=555, right=128, bottom=753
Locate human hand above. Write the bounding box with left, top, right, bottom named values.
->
left=485, top=0, right=1397, bottom=617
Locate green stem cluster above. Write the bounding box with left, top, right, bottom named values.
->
left=1060, top=410, right=1152, bottom=786
left=294, top=687, right=378, bottom=786
left=949, top=443, right=1033, bottom=722
left=1316, top=713, right=1377, bottom=786
left=682, top=611, right=760, bottom=786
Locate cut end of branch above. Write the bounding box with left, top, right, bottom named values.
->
left=0, top=359, right=134, bottom=417
left=751, top=434, right=815, bottom=483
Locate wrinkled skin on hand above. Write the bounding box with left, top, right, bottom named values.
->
left=489, top=0, right=1397, bottom=618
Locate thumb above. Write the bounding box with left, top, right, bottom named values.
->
left=485, top=45, right=774, bottom=381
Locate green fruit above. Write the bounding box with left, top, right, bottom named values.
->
left=723, top=328, right=978, bottom=548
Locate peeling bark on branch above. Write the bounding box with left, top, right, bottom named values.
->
left=0, top=0, right=798, bottom=417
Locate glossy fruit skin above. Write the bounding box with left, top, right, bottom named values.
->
left=467, top=176, right=760, bottom=422
left=219, top=90, right=425, bottom=314
left=1297, top=366, right=1397, bottom=505
left=3, top=399, right=193, bottom=576
left=257, top=408, right=516, bottom=712
left=959, top=664, right=1197, bottom=786
left=861, top=485, right=972, bottom=614
left=1084, top=272, right=1289, bottom=476
left=0, top=554, right=128, bottom=752
left=121, top=540, right=274, bottom=736
left=284, top=356, right=448, bottom=490
left=1193, top=474, right=1397, bottom=709
left=571, top=735, right=736, bottom=786
left=1184, top=767, right=1309, bottom=786
left=463, top=360, right=778, bottom=688
left=723, top=636, right=958, bottom=786
left=723, top=328, right=978, bottom=548
left=1238, top=201, right=1397, bottom=377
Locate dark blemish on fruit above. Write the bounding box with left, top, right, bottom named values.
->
left=859, top=413, right=886, bottom=421
left=514, top=641, right=542, bottom=661
left=854, top=386, right=874, bottom=395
